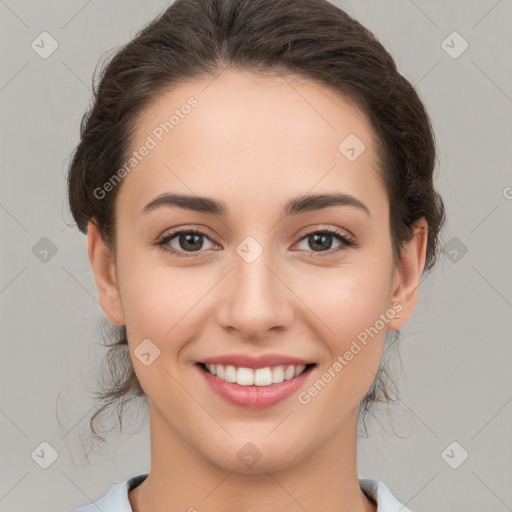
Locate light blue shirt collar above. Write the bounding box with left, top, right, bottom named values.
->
left=69, top=473, right=413, bottom=512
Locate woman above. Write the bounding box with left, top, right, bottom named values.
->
left=66, top=0, right=445, bottom=510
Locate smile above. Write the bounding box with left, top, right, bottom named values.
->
left=196, top=361, right=317, bottom=409
left=198, top=362, right=316, bottom=387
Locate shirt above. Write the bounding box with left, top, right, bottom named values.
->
left=68, top=473, right=413, bottom=512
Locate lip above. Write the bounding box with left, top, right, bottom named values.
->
left=198, top=353, right=315, bottom=369
left=196, top=363, right=316, bottom=409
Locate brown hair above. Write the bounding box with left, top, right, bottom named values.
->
left=67, top=0, right=445, bottom=442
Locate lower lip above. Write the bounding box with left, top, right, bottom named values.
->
left=196, top=363, right=316, bottom=409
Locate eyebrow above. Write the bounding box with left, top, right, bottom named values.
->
left=141, top=191, right=371, bottom=218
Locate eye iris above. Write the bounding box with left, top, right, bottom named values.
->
left=310, top=233, right=333, bottom=251
left=180, top=232, right=203, bottom=251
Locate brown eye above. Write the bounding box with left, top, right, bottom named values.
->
left=157, top=229, right=217, bottom=257
left=295, top=228, right=355, bottom=256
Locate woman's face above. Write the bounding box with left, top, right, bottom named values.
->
left=89, top=68, right=425, bottom=472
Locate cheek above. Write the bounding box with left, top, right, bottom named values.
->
left=296, top=274, right=391, bottom=414
left=331, top=277, right=388, bottom=339
left=119, top=270, right=197, bottom=336
left=298, top=260, right=392, bottom=336
left=116, top=262, right=208, bottom=396
left=295, top=262, right=393, bottom=387
left=116, top=245, right=214, bottom=353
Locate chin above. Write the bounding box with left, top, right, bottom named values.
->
left=201, top=436, right=311, bottom=475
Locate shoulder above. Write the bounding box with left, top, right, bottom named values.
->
left=359, top=478, right=413, bottom=512
left=67, top=473, right=148, bottom=512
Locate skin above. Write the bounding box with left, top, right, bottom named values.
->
left=88, top=68, right=427, bottom=512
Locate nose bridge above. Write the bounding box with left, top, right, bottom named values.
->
left=216, top=239, right=293, bottom=338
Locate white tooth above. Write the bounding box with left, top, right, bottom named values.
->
left=254, top=367, right=273, bottom=386
left=237, top=367, right=254, bottom=385
left=272, top=366, right=285, bottom=384
left=225, top=365, right=237, bottom=383
left=208, top=364, right=307, bottom=386
left=294, top=364, right=306, bottom=377
left=284, top=365, right=295, bottom=380
left=206, top=363, right=217, bottom=376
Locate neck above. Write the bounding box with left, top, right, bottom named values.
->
left=129, top=404, right=377, bottom=512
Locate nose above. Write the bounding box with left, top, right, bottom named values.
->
left=215, top=247, right=294, bottom=341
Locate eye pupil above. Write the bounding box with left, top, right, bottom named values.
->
left=309, top=233, right=333, bottom=252
left=180, top=233, right=203, bottom=251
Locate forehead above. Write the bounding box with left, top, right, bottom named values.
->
left=117, top=68, right=387, bottom=221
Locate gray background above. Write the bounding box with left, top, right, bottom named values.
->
left=1, top=0, right=511, bottom=511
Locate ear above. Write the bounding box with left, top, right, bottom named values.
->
left=87, top=219, right=125, bottom=326
left=387, top=217, right=428, bottom=330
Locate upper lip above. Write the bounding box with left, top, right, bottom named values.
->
left=198, top=353, right=315, bottom=369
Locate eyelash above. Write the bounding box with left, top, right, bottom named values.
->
left=155, top=227, right=356, bottom=259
